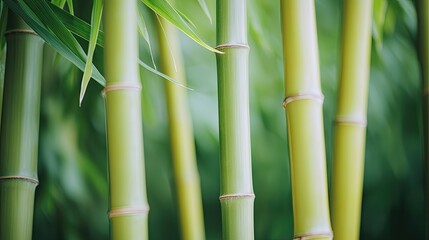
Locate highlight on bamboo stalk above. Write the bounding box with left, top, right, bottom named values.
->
left=0, top=10, right=44, bottom=240
left=155, top=12, right=206, bottom=240
left=216, top=0, right=255, bottom=239
left=280, top=0, right=332, bottom=239
left=330, top=1, right=373, bottom=240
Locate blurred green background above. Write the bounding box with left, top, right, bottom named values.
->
left=28, top=0, right=424, bottom=239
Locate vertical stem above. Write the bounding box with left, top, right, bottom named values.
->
left=331, top=1, right=372, bottom=240
left=216, top=0, right=254, bottom=239
left=0, top=12, right=43, bottom=240
left=280, top=1, right=333, bottom=239
left=417, top=0, right=429, bottom=237
left=104, top=0, right=149, bottom=239
left=156, top=16, right=206, bottom=240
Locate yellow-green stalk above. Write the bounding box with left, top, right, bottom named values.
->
left=280, top=0, right=332, bottom=239
left=0, top=12, right=43, bottom=240
left=416, top=0, right=429, bottom=236
left=103, top=0, right=149, bottom=239
left=331, top=1, right=373, bottom=240
left=216, top=0, right=255, bottom=238
left=156, top=16, right=206, bottom=240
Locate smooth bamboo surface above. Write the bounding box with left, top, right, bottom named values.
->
left=217, top=0, right=255, bottom=239
left=331, top=1, right=372, bottom=240
left=281, top=1, right=332, bottom=239
left=417, top=0, right=429, bottom=237
left=0, top=12, right=43, bottom=240
left=103, top=0, right=149, bottom=239
left=157, top=17, right=206, bottom=240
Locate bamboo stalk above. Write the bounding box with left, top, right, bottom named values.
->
left=331, top=1, right=372, bottom=239
left=103, top=0, right=149, bottom=239
left=0, top=12, right=44, bottom=240
left=416, top=0, right=429, bottom=237
left=156, top=16, right=206, bottom=240
left=280, top=1, right=332, bottom=239
left=216, top=0, right=254, bottom=239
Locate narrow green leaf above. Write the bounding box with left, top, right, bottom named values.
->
left=79, top=0, right=102, bottom=105
left=138, top=59, right=192, bottom=91
left=141, top=0, right=221, bottom=53
left=372, top=0, right=387, bottom=52
left=0, top=4, right=8, bottom=50
left=137, top=2, right=156, bottom=69
left=50, top=3, right=104, bottom=47
left=196, top=0, right=212, bottom=23
left=66, top=0, right=74, bottom=15
left=4, top=0, right=105, bottom=85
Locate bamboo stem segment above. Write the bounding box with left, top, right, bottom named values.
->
left=280, top=1, right=333, bottom=239
left=0, top=12, right=44, bottom=240
left=216, top=0, right=254, bottom=238
left=156, top=15, right=206, bottom=240
left=103, top=0, right=149, bottom=239
left=331, top=1, right=373, bottom=239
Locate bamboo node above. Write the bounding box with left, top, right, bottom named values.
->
left=5, top=29, right=38, bottom=36
left=293, top=232, right=333, bottom=240
left=215, top=43, right=249, bottom=50
left=108, top=206, right=150, bottom=218
left=219, top=193, right=255, bottom=201
left=0, top=175, right=39, bottom=185
left=102, top=82, right=142, bottom=96
left=282, top=93, right=324, bottom=108
left=335, top=116, right=367, bottom=127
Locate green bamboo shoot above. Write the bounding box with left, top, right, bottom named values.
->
left=156, top=16, right=206, bottom=240
left=280, top=1, right=333, bottom=239
left=103, top=0, right=149, bottom=239
left=216, top=0, right=254, bottom=239
left=331, top=1, right=372, bottom=240
left=0, top=12, right=44, bottom=240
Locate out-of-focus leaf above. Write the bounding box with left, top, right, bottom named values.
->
left=66, top=0, right=73, bottom=15
left=196, top=0, right=212, bottom=23
left=0, top=4, right=8, bottom=50
left=51, top=0, right=66, bottom=8
left=137, top=2, right=156, bottom=69
left=79, top=0, right=102, bottom=105
left=141, top=0, right=221, bottom=53
left=373, top=0, right=388, bottom=53
left=4, top=0, right=105, bottom=85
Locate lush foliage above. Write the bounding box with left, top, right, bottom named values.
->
left=0, top=0, right=424, bottom=239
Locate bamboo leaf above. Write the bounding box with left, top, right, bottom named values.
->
left=196, top=0, right=212, bottom=23
left=138, top=59, right=192, bottom=90
left=4, top=0, right=105, bottom=85
left=373, top=0, right=387, bottom=53
left=0, top=4, right=8, bottom=50
left=50, top=3, right=104, bottom=47
left=66, top=0, right=73, bottom=15
left=141, top=0, right=221, bottom=53
left=79, top=0, right=102, bottom=105
left=137, top=2, right=157, bottom=69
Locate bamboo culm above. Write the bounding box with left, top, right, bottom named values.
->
left=157, top=16, right=206, bottom=240
left=216, top=0, right=255, bottom=239
left=0, top=12, right=44, bottom=240
left=103, top=0, right=149, bottom=239
left=331, top=1, right=372, bottom=239
left=280, top=0, right=333, bottom=239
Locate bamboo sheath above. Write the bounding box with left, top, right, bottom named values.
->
left=0, top=12, right=43, bottom=240
left=157, top=17, right=206, bottom=240
left=103, top=0, right=149, bottom=239
left=216, top=0, right=255, bottom=239
left=417, top=0, right=429, bottom=236
left=331, top=1, right=372, bottom=240
left=281, top=1, right=332, bottom=239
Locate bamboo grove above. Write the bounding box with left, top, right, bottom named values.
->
left=0, top=0, right=426, bottom=239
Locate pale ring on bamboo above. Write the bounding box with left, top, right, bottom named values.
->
left=219, top=193, right=255, bottom=201
left=335, top=116, right=367, bottom=127
left=282, top=93, right=324, bottom=108
left=102, top=82, right=142, bottom=96
left=5, top=29, right=38, bottom=36
left=215, top=43, right=249, bottom=51
left=108, top=206, right=150, bottom=218
left=293, top=232, right=333, bottom=240
left=0, top=175, right=39, bottom=185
